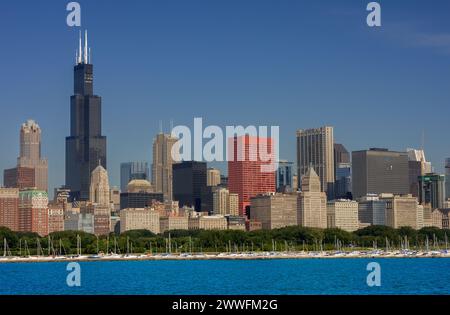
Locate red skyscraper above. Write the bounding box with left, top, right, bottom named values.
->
left=228, top=135, right=276, bottom=217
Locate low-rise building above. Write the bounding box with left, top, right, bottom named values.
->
left=327, top=199, right=359, bottom=232
left=380, top=194, right=419, bottom=229
left=160, top=216, right=189, bottom=233
left=199, top=215, right=228, bottom=230
left=120, top=208, right=160, bottom=234
left=250, top=193, right=297, bottom=230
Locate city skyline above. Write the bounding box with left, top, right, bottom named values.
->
left=1, top=0, right=450, bottom=195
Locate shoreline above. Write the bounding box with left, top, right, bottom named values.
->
left=1, top=250, right=449, bottom=264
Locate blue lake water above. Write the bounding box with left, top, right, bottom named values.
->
left=0, top=258, right=449, bottom=295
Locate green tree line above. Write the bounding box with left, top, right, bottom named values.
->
left=0, top=225, right=448, bottom=256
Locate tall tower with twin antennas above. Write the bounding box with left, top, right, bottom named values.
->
left=65, top=30, right=107, bottom=201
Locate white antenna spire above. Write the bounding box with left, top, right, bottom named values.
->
left=75, top=50, right=78, bottom=65
left=78, top=30, right=82, bottom=64
left=89, top=47, right=91, bottom=64
left=170, top=119, right=174, bottom=132
left=84, top=30, right=88, bottom=64
left=159, top=120, right=163, bottom=134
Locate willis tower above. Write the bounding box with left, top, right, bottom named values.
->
left=66, top=31, right=107, bottom=201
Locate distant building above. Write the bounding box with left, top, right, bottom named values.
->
left=358, top=195, right=387, bottom=226
left=198, top=215, right=228, bottom=230
left=276, top=160, right=294, bottom=193
left=3, top=166, right=35, bottom=190
left=66, top=33, right=107, bottom=201
left=90, top=165, right=110, bottom=206
left=418, top=173, right=445, bottom=209
left=380, top=194, right=419, bottom=229
left=228, top=135, right=276, bottom=216
left=207, top=168, right=221, bottom=187
left=110, top=187, right=121, bottom=213
left=120, top=208, right=160, bottom=234
left=120, top=191, right=163, bottom=209
left=0, top=188, right=19, bottom=231
left=160, top=216, right=189, bottom=233
left=16, top=120, right=48, bottom=192
left=352, top=148, right=409, bottom=199
left=297, top=127, right=335, bottom=199
left=18, top=189, right=48, bottom=236
left=48, top=204, right=64, bottom=234
left=126, top=179, right=153, bottom=193
left=152, top=133, right=178, bottom=201
left=212, top=187, right=239, bottom=216
left=327, top=199, right=359, bottom=232
left=335, top=162, right=352, bottom=199
left=172, top=161, right=207, bottom=211
left=250, top=193, right=297, bottom=230
left=120, top=162, right=149, bottom=192
left=226, top=216, right=246, bottom=231
left=407, top=149, right=432, bottom=197
left=430, top=208, right=449, bottom=229
left=334, top=143, right=350, bottom=166
left=297, top=168, right=327, bottom=228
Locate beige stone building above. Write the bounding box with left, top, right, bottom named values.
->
left=207, top=168, right=221, bottom=187
left=90, top=165, right=110, bottom=206
left=327, top=199, right=359, bottom=232
left=229, top=193, right=239, bottom=216
left=250, top=193, right=297, bottom=230
left=213, top=187, right=239, bottom=216
left=297, top=168, right=327, bottom=228
left=160, top=216, right=188, bottom=233
left=152, top=133, right=178, bottom=201
left=199, top=215, right=228, bottom=230
left=296, top=126, right=334, bottom=198
left=380, top=194, right=419, bottom=229
left=120, top=208, right=160, bottom=234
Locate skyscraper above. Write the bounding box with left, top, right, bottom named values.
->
left=17, top=120, right=48, bottom=191
left=276, top=160, right=294, bottom=193
left=407, top=148, right=432, bottom=197
left=152, top=133, right=178, bottom=201
left=66, top=31, right=107, bottom=201
left=120, top=161, right=150, bottom=192
left=89, top=164, right=110, bottom=206
left=3, top=120, right=48, bottom=192
left=296, top=126, right=335, bottom=199
left=207, top=168, right=221, bottom=187
left=172, top=161, right=207, bottom=211
left=297, top=167, right=327, bottom=228
left=228, top=135, right=276, bottom=217
left=334, top=143, right=352, bottom=199
left=418, top=173, right=445, bottom=210
left=352, top=148, right=409, bottom=200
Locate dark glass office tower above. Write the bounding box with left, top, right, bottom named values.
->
left=66, top=31, right=106, bottom=201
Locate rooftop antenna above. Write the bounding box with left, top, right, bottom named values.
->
left=89, top=47, right=91, bottom=64
left=78, top=30, right=82, bottom=64
left=84, top=30, right=88, bottom=64
left=170, top=119, right=174, bottom=132
left=75, top=50, right=78, bottom=65
left=159, top=120, right=163, bottom=134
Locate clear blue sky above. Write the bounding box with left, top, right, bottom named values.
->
left=1, top=0, right=450, bottom=195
